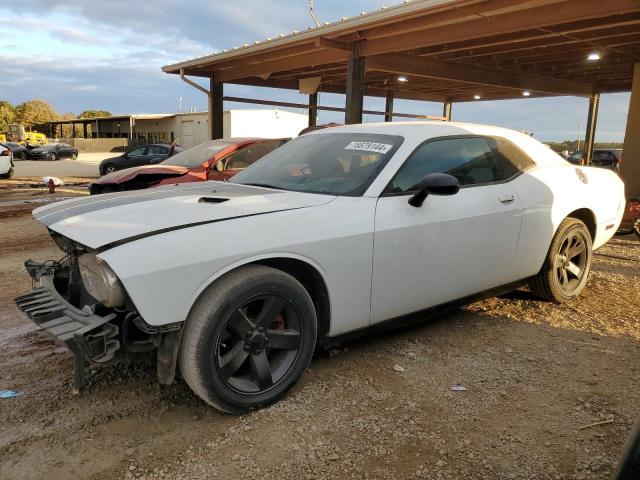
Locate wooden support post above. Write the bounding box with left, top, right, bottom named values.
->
left=345, top=47, right=365, bottom=125
left=443, top=99, right=453, bottom=121
left=582, top=92, right=600, bottom=166
left=385, top=91, right=394, bottom=122
left=83, top=123, right=88, bottom=139
left=621, top=64, right=640, bottom=197
left=209, top=76, right=224, bottom=140
left=308, top=92, right=318, bottom=128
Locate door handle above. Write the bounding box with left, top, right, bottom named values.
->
left=498, top=194, right=515, bottom=203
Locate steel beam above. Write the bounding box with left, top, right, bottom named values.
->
left=308, top=92, right=318, bottom=127
left=345, top=49, right=365, bottom=124
left=366, top=52, right=593, bottom=97
left=384, top=91, right=394, bottom=122
left=621, top=63, right=640, bottom=197
left=443, top=99, right=453, bottom=121
left=582, top=92, right=600, bottom=166
left=210, top=77, right=224, bottom=140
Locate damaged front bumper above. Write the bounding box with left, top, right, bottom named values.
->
left=15, top=261, right=120, bottom=393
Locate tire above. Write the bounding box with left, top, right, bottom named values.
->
left=104, top=164, right=117, bottom=174
left=529, top=217, right=593, bottom=303
left=179, top=265, right=317, bottom=413
left=71, top=152, right=77, bottom=160
left=20, top=152, right=27, bottom=160
left=50, top=153, right=58, bottom=161
left=634, top=220, right=640, bottom=240
left=1, top=167, right=14, bottom=179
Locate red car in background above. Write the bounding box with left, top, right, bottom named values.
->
left=619, top=198, right=640, bottom=238
left=89, top=138, right=288, bottom=195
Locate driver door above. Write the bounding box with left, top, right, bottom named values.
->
left=370, top=136, right=525, bottom=324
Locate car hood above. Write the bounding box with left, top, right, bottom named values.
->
left=94, top=165, right=189, bottom=184
left=33, top=181, right=335, bottom=249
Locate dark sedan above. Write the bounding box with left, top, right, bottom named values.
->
left=98, top=144, right=183, bottom=175
left=29, top=143, right=78, bottom=160
left=4, top=142, right=30, bottom=160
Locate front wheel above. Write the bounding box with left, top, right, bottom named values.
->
left=1, top=167, right=14, bottom=179
left=529, top=218, right=593, bottom=302
left=71, top=152, right=77, bottom=160
left=104, top=164, right=117, bottom=174
left=179, top=265, right=317, bottom=413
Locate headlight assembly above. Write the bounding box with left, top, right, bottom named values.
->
left=77, top=253, right=126, bottom=307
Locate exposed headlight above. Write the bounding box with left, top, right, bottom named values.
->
left=78, top=253, right=126, bottom=307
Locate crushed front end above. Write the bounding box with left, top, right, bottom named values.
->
left=15, top=232, right=182, bottom=392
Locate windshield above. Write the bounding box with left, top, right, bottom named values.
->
left=231, top=133, right=403, bottom=196
left=162, top=140, right=236, bottom=168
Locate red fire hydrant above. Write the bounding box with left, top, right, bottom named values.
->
left=48, top=178, right=56, bottom=194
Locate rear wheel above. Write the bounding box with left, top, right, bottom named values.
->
left=179, top=265, right=317, bottom=413
left=20, top=152, right=27, bottom=160
left=529, top=218, right=592, bottom=302
left=71, top=152, right=77, bottom=160
left=1, top=167, right=14, bottom=179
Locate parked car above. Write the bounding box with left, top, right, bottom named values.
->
left=28, top=143, right=78, bottom=160
left=567, top=149, right=623, bottom=170
left=89, top=137, right=288, bottom=194
left=16, top=122, right=624, bottom=413
left=98, top=144, right=184, bottom=175
left=0, top=143, right=14, bottom=178
left=617, top=198, right=640, bottom=237
left=4, top=142, right=30, bottom=160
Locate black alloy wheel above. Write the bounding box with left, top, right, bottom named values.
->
left=529, top=217, right=592, bottom=302
left=215, top=294, right=303, bottom=394
left=179, top=265, right=317, bottom=413
left=553, top=229, right=589, bottom=294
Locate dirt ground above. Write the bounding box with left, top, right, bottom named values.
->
left=0, top=179, right=639, bottom=480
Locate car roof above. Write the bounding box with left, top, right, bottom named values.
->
left=307, top=121, right=566, bottom=167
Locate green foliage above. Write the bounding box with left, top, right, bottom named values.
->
left=0, top=100, right=16, bottom=132
left=78, top=110, right=112, bottom=119
left=14, top=99, right=58, bottom=128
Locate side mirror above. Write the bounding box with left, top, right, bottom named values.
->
left=215, top=161, right=224, bottom=172
left=408, top=173, right=459, bottom=208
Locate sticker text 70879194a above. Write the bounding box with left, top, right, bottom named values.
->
left=344, top=142, right=393, bottom=154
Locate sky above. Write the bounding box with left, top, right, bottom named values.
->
left=0, top=0, right=632, bottom=142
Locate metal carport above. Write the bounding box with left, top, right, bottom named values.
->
left=162, top=0, right=640, bottom=196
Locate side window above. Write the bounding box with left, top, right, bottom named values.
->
left=128, top=146, right=146, bottom=157
left=225, top=147, right=253, bottom=170
left=389, top=137, right=496, bottom=193
left=486, top=136, right=534, bottom=177
left=147, top=145, right=167, bottom=155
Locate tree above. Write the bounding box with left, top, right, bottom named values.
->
left=0, top=100, right=16, bottom=133
left=15, top=99, right=58, bottom=129
left=78, top=109, right=112, bottom=119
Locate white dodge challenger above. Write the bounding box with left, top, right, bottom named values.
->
left=16, top=122, right=625, bottom=413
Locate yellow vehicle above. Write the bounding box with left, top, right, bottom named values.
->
left=3, top=124, right=47, bottom=145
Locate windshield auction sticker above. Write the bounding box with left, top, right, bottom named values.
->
left=344, top=142, right=393, bottom=154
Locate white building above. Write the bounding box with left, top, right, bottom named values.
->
left=50, top=109, right=309, bottom=148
